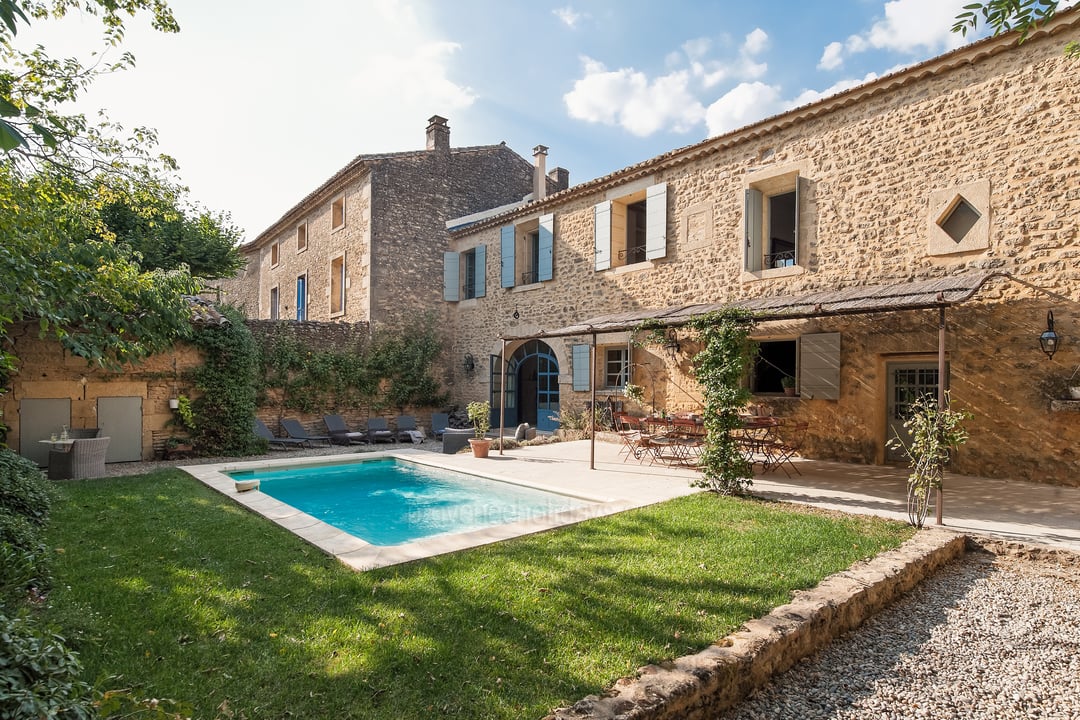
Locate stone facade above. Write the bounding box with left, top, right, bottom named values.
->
left=1, top=321, right=203, bottom=461
left=444, top=13, right=1080, bottom=486
left=219, top=116, right=568, bottom=335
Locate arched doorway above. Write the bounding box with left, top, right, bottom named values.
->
left=490, top=340, right=560, bottom=433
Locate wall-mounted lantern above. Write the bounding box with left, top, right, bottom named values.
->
left=663, top=328, right=682, bottom=361
left=463, top=353, right=476, bottom=374
left=1040, top=310, right=1060, bottom=360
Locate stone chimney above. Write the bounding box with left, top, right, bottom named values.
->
left=533, top=145, right=548, bottom=200
left=426, top=115, right=450, bottom=153
left=548, top=167, right=570, bottom=193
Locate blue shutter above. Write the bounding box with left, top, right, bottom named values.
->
left=744, top=188, right=763, bottom=271
left=572, top=344, right=591, bottom=391
left=443, top=251, right=459, bottom=301
left=500, top=225, right=515, bottom=288
left=594, top=202, right=611, bottom=271
left=645, top=183, right=667, bottom=260
left=474, top=244, right=486, bottom=298
left=538, top=213, right=554, bottom=282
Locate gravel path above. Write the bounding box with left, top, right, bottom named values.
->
left=719, top=546, right=1080, bottom=720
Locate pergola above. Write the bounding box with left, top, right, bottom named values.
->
left=492, top=270, right=1065, bottom=524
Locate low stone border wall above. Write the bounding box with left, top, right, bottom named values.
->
left=545, top=529, right=967, bottom=720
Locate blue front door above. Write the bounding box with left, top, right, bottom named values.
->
left=490, top=341, right=560, bottom=433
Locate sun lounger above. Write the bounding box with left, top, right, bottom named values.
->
left=323, top=415, right=368, bottom=445
left=395, top=415, right=424, bottom=443
left=367, top=417, right=394, bottom=444
left=253, top=418, right=306, bottom=450
left=280, top=418, right=333, bottom=447
left=430, top=412, right=449, bottom=440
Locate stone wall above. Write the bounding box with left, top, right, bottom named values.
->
left=2, top=322, right=203, bottom=460
left=445, top=24, right=1080, bottom=486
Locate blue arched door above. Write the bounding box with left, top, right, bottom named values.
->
left=489, top=340, right=560, bottom=433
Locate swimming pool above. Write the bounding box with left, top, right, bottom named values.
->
left=228, top=457, right=591, bottom=546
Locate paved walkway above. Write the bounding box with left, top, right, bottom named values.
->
left=448, top=439, right=1080, bottom=552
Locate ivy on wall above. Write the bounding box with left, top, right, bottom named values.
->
left=254, top=313, right=448, bottom=417
left=188, top=306, right=266, bottom=456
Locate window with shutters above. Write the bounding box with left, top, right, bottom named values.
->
left=443, top=246, right=486, bottom=302
left=331, top=195, right=345, bottom=231
left=501, top=214, right=553, bottom=289
left=750, top=333, right=840, bottom=400
left=594, top=182, right=667, bottom=271
left=752, top=339, right=797, bottom=394
left=296, top=223, right=308, bottom=253
left=329, top=253, right=346, bottom=316
left=744, top=170, right=808, bottom=274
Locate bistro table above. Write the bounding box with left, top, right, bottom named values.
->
left=730, top=416, right=782, bottom=468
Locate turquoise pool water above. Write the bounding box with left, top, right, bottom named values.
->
left=229, top=458, right=589, bottom=546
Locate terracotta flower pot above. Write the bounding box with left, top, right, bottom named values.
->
left=468, top=437, right=492, bottom=458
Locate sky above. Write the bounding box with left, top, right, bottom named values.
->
left=16, top=0, right=995, bottom=242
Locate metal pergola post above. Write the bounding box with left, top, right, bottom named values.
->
left=499, top=338, right=507, bottom=456
left=589, top=332, right=597, bottom=470
left=936, top=305, right=946, bottom=525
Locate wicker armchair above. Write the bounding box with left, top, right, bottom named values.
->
left=67, top=427, right=100, bottom=439
left=48, top=436, right=110, bottom=480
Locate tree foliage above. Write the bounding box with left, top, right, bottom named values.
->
left=0, top=0, right=180, bottom=169
left=95, top=176, right=244, bottom=279
left=954, top=0, right=1078, bottom=56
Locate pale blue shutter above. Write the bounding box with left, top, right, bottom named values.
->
left=594, top=202, right=611, bottom=271
left=538, top=213, right=554, bottom=282
left=794, top=176, right=806, bottom=266
left=443, top=251, right=459, bottom=301
left=500, top=225, right=515, bottom=288
left=645, top=183, right=667, bottom=260
left=474, top=244, right=486, bottom=298
left=799, top=332, right=841, bottom=400
left=572, top=344, right=591, bottom=391
left=744, top=188, right=763, bottom=271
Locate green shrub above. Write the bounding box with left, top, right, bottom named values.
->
left=0, top=544, right=40, bottom=614
left=0, top=612, right=94, bottom=720
left=0, top=449, right=51, bottom=526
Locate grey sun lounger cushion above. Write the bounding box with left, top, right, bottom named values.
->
left=280, top=418, right=333, bottom=447
left=323, top=415, right=368, bottom=444
left=367, top=417, right=395, bottom=443
left=253, top=418, right=306, bottom=449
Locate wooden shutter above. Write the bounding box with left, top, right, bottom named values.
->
left=799, top=332, right=841, bottom=400
left=474, top=244, right=486, bottom=298
left=443, top=251, right=459, bottom=301
left=572, top=344, right=591, bottom=391
left=645, top=182, right=668, bottom=260
left=500, top=225, right=515, bottom=288
left=594, top=201, right=611, bottom=271
left=538, top=213, right=554, bottom=281
left=744, top=188, right=763, bottom=271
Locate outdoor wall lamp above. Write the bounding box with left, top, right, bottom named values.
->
left=1040, top=310, right=1060, bottom=360
left=663, top=328, right=682, bottom=361
left=463, top=353, right=476, bottom=373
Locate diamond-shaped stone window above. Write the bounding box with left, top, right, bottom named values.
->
left=937, top=196, right=981, bottom=244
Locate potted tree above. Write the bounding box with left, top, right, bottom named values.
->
left=466, top=401, right=492, bottom=458
left=781, top=375, right=797, bottom=396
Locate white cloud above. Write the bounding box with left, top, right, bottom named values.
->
left=819, top=0, right=970, bottom=71
left=790, top=72, right=880, bottom=107
left=704, top=81, right=784, bottom=136
left=563, top=57, right=705, bottom=137
left=356, top=40, right=476, bottom=110
left=743, top=28, right=769, bottom=56
left=818, top=41, right=844, bottom=70
left=553, top=6, right=584, bottom=29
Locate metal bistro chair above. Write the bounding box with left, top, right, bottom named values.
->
left=763, top=420, right=809, bottom=477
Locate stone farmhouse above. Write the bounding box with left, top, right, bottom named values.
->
left=441, top=10, right=1080, bottom=486
left=222, top=116, right=569, bottom=332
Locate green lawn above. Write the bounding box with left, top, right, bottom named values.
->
left=44, top=470, right=912, bottom=719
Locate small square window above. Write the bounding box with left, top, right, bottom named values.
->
left=296, top=223, right=308, bottom=252
left=938, top=197, right=980, bottom=244
left=331, top=196, right=345, bottom=231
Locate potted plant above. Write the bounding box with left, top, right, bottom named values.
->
left=781, top=375, right=797, bottom=396
left=466, top=400, right=492, bottom=457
